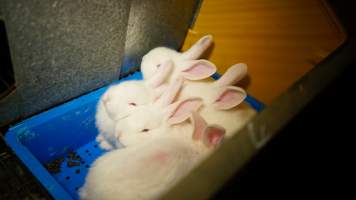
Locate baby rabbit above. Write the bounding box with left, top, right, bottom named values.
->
left=116, top=63, right=255, bottom=148
left=97, top=49, right=217, bottom=150
left=141, top=35, right=215, bottom=84
left=141, top=34, right=254, bottom=138
left=95, top=60, right=173, bottom=150
left=113, top=76, right=205, bottom=147
left=79, top=111, right=225, bottom=200
left=177, top=62, right=256, bottom=138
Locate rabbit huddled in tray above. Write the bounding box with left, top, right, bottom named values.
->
left=85, top=35, right=257, bottom=200
left=95, top=35, right=215, bottom=150
left=140, top=34, right=255, bottom=139
left=176, top=62, right=256, bottom=139
left=117, top=63, right=255, bottom=148
left=82, top=67, right=252, bottom=199
left=95, top=60, right=173, bottom=150
left=80, top=90, right=225, bottom=200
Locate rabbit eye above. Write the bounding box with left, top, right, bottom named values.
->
left=156, top=64, right=161, bottom=68
left=141, top=129, right=150, bottom=132
left=129, top=102, right=137, bottom=106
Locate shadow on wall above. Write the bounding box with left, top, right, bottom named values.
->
left=0, top=19, right=15, bottom=100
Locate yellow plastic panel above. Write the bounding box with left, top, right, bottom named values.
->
left=182, top=0, right=345, bottom=104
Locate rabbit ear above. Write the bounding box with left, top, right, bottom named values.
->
left=166, top=98, right=203, bottom=125
left=190, top=111, right=207, bottom=141
left=190, top=111, right=225, bottom=147
left=214, top=63, right=248, bottom=87
left=155, top=77, right=183, bottom=107
left=101, top=93, right=116, bottom=119
left=180, top=59, right=216, bottom=80
left=101, top=90, right=112, bottom=104
left=213, top=86, right=246, bottom=110
left=202, top=125, right=225, bottom=148
left=145, top=60, right=173, bottom=88
left=182, top=35, right=213, bottom=60
left=151, top=84, right=168, bottom=101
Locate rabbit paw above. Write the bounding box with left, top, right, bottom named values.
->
left=96, top=135, right=114, bottom=151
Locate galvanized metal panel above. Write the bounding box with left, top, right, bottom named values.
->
left=121, top=0, right=199, bottom=76
left=0, top=0, right=131, bottom=126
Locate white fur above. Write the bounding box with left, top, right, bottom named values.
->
left=95, top=35, right=213, bottom=149
left=114, top=103, right=167, bottom=147
left=116, top=64, right=256, bottom=147
left=178, top=81, right=256, bottom=138
left=141, top=35, right=213, bottom=82
left=95, top=101, right=116, bottom=150
left=141, top=47, right=181, bottom=80
left=80, top=118, right=219, bottom=200
left=95, top=81, right=153, bottom=150
left=116, top=97, right=254, bottom=148
left=95, top=60, right=174, bottom=150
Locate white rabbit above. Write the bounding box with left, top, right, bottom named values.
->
left=140, top=33, right=254, bottom=138
left=79, top=111, right=225, bottom=200
left=95, top=60, right=173, bottom=150
left=141, top=35, right=215, bottom=83
left=116, top=63, right=255, bottom=148
left=95, top=35, right=215, bottom=150
left=113, top=77, right=205, bottom=147
left=96, top=52, right=218, bottom=150
left=177, top=62, right=256, bottom=138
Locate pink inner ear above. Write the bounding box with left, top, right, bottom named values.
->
left=203, top=126, right=225, bottom=148
left=167, top=99, right=202, bottom=124
left=214, top=87, right=246, bottom=110
left=181, top=61, right=216, bottom=80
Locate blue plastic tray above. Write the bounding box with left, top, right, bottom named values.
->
left=5, top=72, right=264, bottom=200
